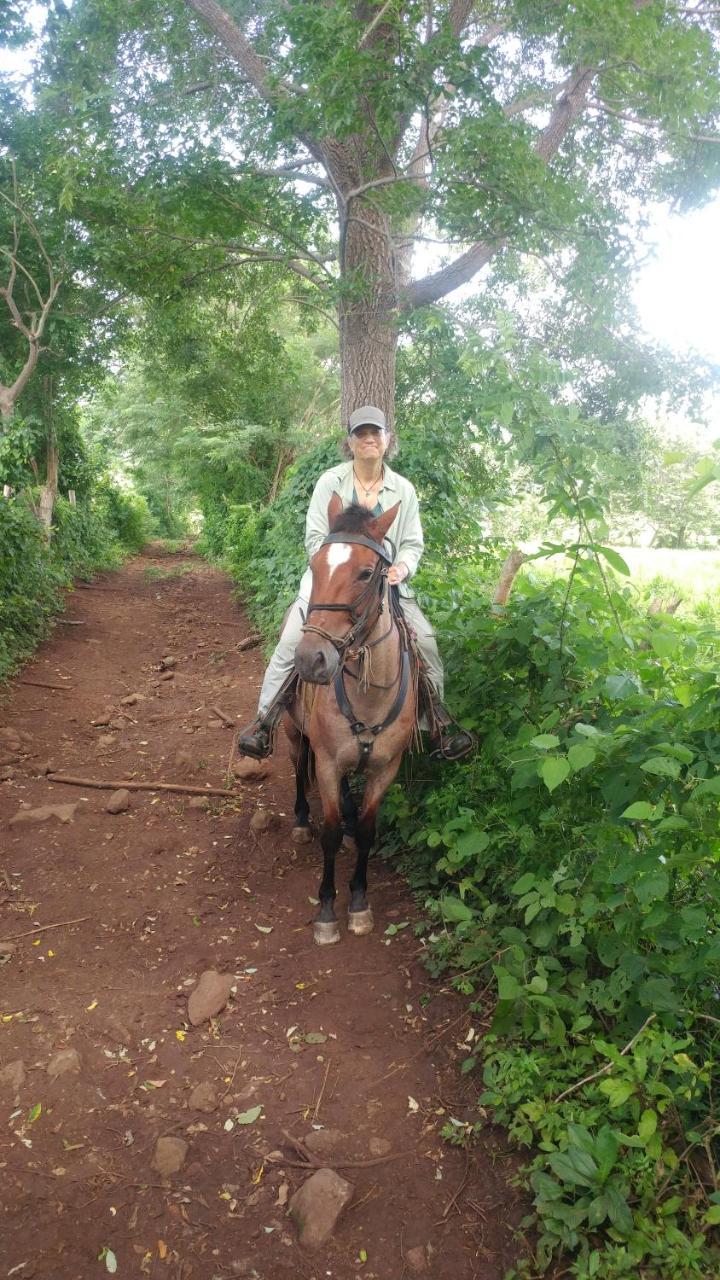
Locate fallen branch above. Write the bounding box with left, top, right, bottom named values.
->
left=0, top=914, right=90, bottom=944
left=47, top=773, right=242, bottom=798
left=554, top=1013, right=656, bottom=1103
left=491, top=548, right=528, bottom=611
left=19, top=679, right=71, bottom=691
left=270, top=1130, right=412, bottom=1169
left=57, top=619, right=85, bottom=626
left=210, top=705, right=235, bottom=728
left=237, top=633, right=261, bottom=651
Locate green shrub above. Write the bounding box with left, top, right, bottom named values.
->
left=380, top=561, right=720, bottom=1279
left=0, top=481, right=149, bottom=683
left=0, top=498, right=64, bottom=680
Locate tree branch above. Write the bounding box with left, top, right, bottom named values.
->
left=183, top=0, right=289, bottom=106
left=249, top=166, right=331, bottom=188
left=588, top=98, right=720, bottom=143
left=405, top=65, right=595, bottom=307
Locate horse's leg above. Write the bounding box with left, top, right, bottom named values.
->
left=340, top=775, right=358, bottom=851
left=285, top=717, right=312, bottom=845
left=314, top=751, right=343, bottom=946
left=348, top=756, right=403, bottom=936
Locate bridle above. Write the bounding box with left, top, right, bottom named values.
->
left=300, top=530, right=411, bottom=766
left=301, top=531, right=392, bottom=658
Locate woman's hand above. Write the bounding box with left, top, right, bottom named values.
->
left=387, top=561, right=409, bottom=586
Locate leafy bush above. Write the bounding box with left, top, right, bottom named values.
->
left=0, top=497, right=65, bottom=680
left=0, top=482, right=149, bottom=682
left=381, top=560, right=720, bottom=1279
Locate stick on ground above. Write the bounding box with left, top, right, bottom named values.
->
left=47, top=773, right=242, bottom=798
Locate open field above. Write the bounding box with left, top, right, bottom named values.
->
left=520, top=544, right=720, bottom=615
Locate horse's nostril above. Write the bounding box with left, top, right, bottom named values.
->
left=313, top=652, right=327, bottom=678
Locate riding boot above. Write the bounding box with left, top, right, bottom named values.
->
left=418, top=668, right=476, bottom=762
left=237, top=674, right=298, bottom=760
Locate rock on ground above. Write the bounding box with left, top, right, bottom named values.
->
left=187, top=969, right=234, bottom=1026
left=303, top=1128, right=345, bottom=1157
left=47, top=1048, right=81, bottom=1079
left=405, top=1245, right=429, bottom=1273
left=152, top=1135, right=188, bottom=1176
left=250, top=809, right=273, bottom=834
left=289, top=1167, right=354, bottom=1249
left=9, top=803, right=77, bottom=829
left=369, top=1136, right=392, bottom=1157
left=187, top=1081, right=218, bottom=1113
left=233, top=757, right=270, bottom=781
left=106, top=788, right=131, bottom=814
left=0, top=1059, right=26, bottom=1096
left=188, top=795, right=209, bottom=810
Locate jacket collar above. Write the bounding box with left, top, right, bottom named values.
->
left=336, top=459, right=399, bottom=493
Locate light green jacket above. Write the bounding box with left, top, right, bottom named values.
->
left=299, top=460, right=423, bottom=601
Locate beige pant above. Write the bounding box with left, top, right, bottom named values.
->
left=258, top=594, right=443, bottom=714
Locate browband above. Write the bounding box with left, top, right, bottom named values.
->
left=321, top=531, right=393, bottom=564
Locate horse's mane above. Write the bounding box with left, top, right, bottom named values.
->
left=330, top=502, right=376, bottom=535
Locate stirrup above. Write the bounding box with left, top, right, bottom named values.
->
left=428, top=726, right=477, bottom=762
left=237, top=720, right=274, bottom=759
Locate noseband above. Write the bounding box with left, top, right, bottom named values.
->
left=301, top=532, right=392, bottom=657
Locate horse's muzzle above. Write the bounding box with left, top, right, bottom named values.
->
left=294, top=635, right=340, bottom=685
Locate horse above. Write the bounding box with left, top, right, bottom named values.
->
left=284, top=493, right=417, bottom=945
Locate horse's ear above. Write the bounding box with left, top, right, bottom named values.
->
left=327, top=492, right=343, bottom=529
left=369, top=500, right=401, bottom=542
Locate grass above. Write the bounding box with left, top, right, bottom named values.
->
left=519, top=545, right=720, bottom=619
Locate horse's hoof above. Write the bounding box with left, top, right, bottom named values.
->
left=314, top=920, right=341, bottom=946
left=348, top=908, right=374, bottom=936
left=342, top=834, right=357, bottom=853
left=292, top=825, right=312, bottom=845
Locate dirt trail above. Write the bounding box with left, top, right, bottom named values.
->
left=0, top=550, right=521, bottom=1280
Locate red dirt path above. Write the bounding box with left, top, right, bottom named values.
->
left=0, top=549, right=522, bottom=1280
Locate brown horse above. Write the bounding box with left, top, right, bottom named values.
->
left=284, top=494, right=417, bottom=945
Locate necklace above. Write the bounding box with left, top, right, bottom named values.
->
left=353, top=466, right=384, bottom=500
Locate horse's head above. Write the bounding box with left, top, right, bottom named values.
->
left=294, top=493, right=401, bottom=685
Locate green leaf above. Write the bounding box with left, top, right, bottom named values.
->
left=594, top=1126, right=619, bottom=1180
left=693, top=776, right=720, bottom=798
left=496, top=968, right=522, bottom=1001
left=548, top=1148, right=598, bottom=1188
left=598, top=1078, right=635, bottom=1108
left=568, top=743, right=596, bottom=772
left=704, top=1205, right=720, bottom=1226
left=595, top=546, right=630, bottom=576
left=620, top=801, right=654, bottom=820
left=27, top=1102, right=42, bottom=1125
left=455, top=829, right=490, bottom=859
left=640, top=755, right=681, bottom=779
left=540, top=756, right=570, bottom=792
left=104, top=1250, right=118, bottom=1275
left=650, top=631, right=679, bottom=659
left=441, top=895, right=474, bottom=923
left=235, top=1105, right=263, bottom=1125
left=511, top=872, right=536, bottom=895
left=638, top=1110, right=657, bottom=1143
left=530, top=734, right=560, bottom=750
left=635, top=869, right=669, bottom=905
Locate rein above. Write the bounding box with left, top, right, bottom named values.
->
left=301, top=530, right=411, bottom=766
left=301, top=532, right=392, bottom=658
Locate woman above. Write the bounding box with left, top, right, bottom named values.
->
left=238, top=405, right=474, bottom=761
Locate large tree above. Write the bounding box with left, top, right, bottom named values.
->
left=26, top=1, right=720, bottom=428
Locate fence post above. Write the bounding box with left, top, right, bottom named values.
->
left=68, top=489, right=76, bottom=506
left=2, top=484, right=12, bottom=500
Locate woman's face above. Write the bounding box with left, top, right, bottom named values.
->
left=349, top=424, right=389, bottom=463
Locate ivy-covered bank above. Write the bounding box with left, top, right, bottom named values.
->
left=209, top=442, right=720, bottom=1280
left=0, top=484, right=149, bottom=682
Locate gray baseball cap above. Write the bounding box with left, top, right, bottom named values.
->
left=348, top=405, right=387, bottom=433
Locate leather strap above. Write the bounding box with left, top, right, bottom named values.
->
left=321, top=531, right=393, bottom=564
left=334, top=649, right=410, bottom=764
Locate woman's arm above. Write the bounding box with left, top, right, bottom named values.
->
left=304, top=471, right=337, bottom=560
left=394, top=484, right=424, bottom=579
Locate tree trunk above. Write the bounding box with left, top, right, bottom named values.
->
left=337, top=201, right=398, bottom=430
left=38, top=435, right=59, bottom=532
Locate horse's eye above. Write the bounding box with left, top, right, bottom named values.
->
left=357, top=568, right=373, bottom=582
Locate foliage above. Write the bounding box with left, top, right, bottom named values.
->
left=379, top=556, right=720, bottom=1279
left=0, top=483, right=149, bottom=682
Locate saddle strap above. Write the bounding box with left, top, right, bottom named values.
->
left=334, top=649, right=410, bottom=755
